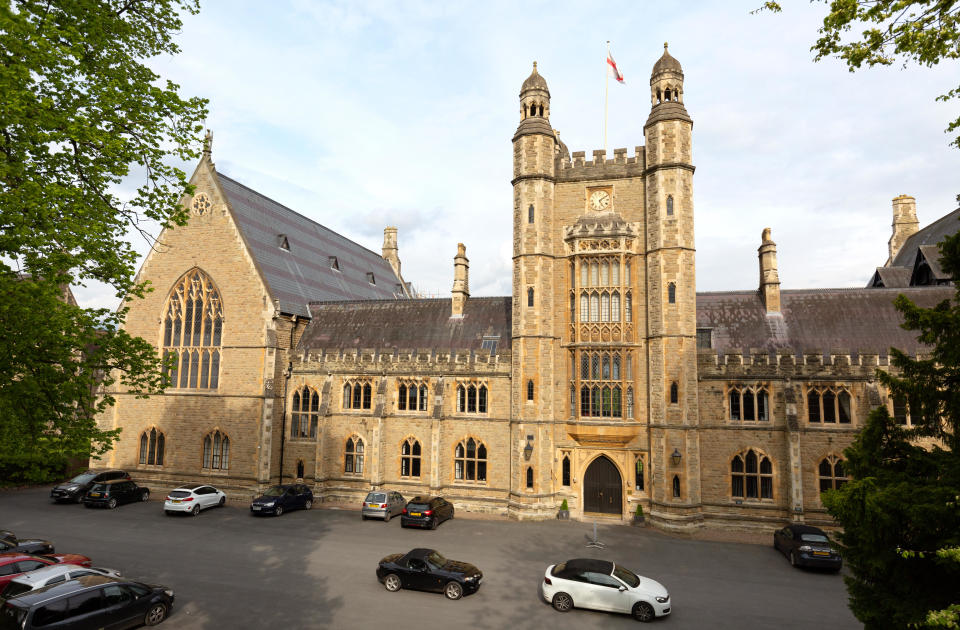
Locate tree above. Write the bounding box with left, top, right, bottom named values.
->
left=0, top=1, right=207, bottom=480
left=823, top=226, right=960, bottom=629
left=757, top=1, right=960, bottom=149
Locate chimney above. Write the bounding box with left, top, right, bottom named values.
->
left=382, top=226, right=401, bottom=278
left=887, top=194, right=919, bottom=265
left=758, top=227, right=781, bottom=314
left=451, top=243, right=469, bottom=317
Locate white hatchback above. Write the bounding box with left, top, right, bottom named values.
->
left=0, top=564, right=121, bottom=599
left=541, top=558, right=671, bottom=622
left=164, top=484, right=227, bottom=516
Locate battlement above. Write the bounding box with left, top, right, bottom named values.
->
left=695, top=347, right=908, bottom=379
left=559, top=146, right=645, bottom=182
left=290, top=346, right=512, bottom=376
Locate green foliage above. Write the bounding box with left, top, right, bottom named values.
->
left=560, top=499, right=569, bottom=511
left=824, top=227, right=960, bottom=629
left=0, top=1, right=207, bottom=479
left=756, top=1, right=960, bottom=149
left=635, top=504, right=644, bottom=517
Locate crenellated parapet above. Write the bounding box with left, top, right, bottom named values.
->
left=559, top=146, right=646, bottom=182
left=696, top=347, right=903, bottom=379
left=290, top=346, right=512, bottom=377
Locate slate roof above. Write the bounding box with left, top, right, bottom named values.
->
left=696, top=286, right=954, bottom=356
left=652, top=44, right=683, bottom=75
left=916, top=245, right=949, bottom=281
left=297, top=297, right=512, bottom=353
left=890, top=207, right=960, bottom=268
left=869, top=266, right=912, bottom=288
left=218, top=173, right=404, bottom=317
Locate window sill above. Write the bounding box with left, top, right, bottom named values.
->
left=199, top=469, right=230, bottom=476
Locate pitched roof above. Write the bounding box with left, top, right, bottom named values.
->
left=869, top=265, right=912, bottom=288
left=915, top=245, right=950, bottom=282
left=218, top=173, right=404, bottom=317
left=890, top=207, right=960, bottom=268
left=297, top=297, right=512, bottom=353
left=696, top=286, right=954, bottom=356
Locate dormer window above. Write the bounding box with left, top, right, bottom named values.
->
left=329, top=256, right=339, bottom=271
left=278, top=235, right=290, bottom=251
left=367, top=272, right=375, bottom=285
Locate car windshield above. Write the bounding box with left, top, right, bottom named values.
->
left=366, top=493, right=386, bottom=502
left=425, top=551, right=448, bottom=569
left=169, top=491, right=191, bottom=498
left=0, top=602, right=28, bottom=630
left=90, top=483, right=107, bottom=492
left=407, top=503, right=428, bottom=511
left=1, top=581, right=32, bottom=598
left=262, top=486, right=284, bottom=497
left=800, top=533, right=830, bottom=543
left=70, top=473, right=96, bottom=484
left=612, top=564, right=640, bottom=588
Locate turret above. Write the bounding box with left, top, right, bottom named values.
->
left=758, top=228, right=781, bottom=313
left=887, top=194, right=919, bottom=265
left=451, top=243, right=469, bottom=317
left=646, top=43, right=692, bottom=130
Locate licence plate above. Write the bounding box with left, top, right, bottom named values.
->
left=252, top=506, right=261, bottom=511
left=89, top=493, right=101, bottom=497
left=410, top=512, right=421, bottom=517
left=813, top=551, right=830, bottom=556
left=172, top=499, right=181, bottom=503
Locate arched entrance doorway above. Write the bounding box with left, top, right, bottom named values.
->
left=583, top=455, right=622, bottom=515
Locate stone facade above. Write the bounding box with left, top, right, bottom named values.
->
left=97, top=46, right=956, bottom=532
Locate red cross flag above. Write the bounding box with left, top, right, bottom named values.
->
left=607, top=52, right=624, bottom=83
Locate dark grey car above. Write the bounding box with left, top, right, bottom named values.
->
left=361, top=491, right=405, bottom=521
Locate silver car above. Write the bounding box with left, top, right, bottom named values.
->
left=361, top=491, right=405, bottom=521
left=0, top=564, right=121, bottom=599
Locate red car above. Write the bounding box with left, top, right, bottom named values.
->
left=0, top=552, right=92, bottom=588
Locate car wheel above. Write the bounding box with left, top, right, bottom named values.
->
left=144, top=603, right=167, bottom=626
left=551, top=592, right=573, bottom=612
left=790, top=551, right=798, bottom=567
left=191, top=504, right=200, bottom=516
left=164, top=510, right=172, bottom=516
left=107, top=498, right=118, bottom=509
left=444, top=581, right=463, bottom=600
left=74, top=494, right=83, bottom=504
left=384, top=574, right=402, bottom=592
left=275, top=505, right=283, bottom=517
left=304, top=499, right=312, bottom=511
left=218, top=496, right=226, bottom=507
left=384, top=511, right=391, bottom=522
left=431, top=517, right=438, bottom=530
left=361, top=514, right=367, bottom=521
left=632, top=601, right=655, bottom=622
left=141, top=491, right=150, bottom=502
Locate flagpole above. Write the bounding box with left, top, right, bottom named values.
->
left=604, top=40, right=610, bottom=155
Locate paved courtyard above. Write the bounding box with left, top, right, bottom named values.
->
left=0, top=488, right=860, bottom=629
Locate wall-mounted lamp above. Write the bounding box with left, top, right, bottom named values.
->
left=670, top=448, right=682, bottom=466
left=523, top=434, right=534, bottom=460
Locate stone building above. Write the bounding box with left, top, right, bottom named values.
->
left=97, top=45, right=957, bottom=531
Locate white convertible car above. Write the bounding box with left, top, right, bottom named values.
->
left=541, top=558, right=671, bottom=622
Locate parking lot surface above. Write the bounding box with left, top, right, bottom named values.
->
left=1, top=488, right=860, bottom=629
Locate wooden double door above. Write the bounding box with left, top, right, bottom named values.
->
left=583, top=455, right=622, bottom=514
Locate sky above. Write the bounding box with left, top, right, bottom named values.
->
left=75, top=0, right=960, bottom=309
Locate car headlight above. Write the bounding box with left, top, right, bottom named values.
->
left=163, top=589, right=174, bottom=598
left=799, top=545, right=812, bottom=552
left=656, top=596, right=669, bottom=603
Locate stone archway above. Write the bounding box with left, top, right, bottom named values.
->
left=583, top=455, right=622, bottom=515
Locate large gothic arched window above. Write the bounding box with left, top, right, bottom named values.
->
left=162, top=268, right=223, bottom=389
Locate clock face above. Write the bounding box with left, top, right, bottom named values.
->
left=589, top=190, right=610, bottom=211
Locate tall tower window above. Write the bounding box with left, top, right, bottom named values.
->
left=527, top=379, right=534, bottom=401
left=670, top=382, right=679, bottom=404
left=527, top=287, right=534, bottom=307
left=667, top=195, right=674, bottom=216
left=668, top=283, right=676, bottom=304
left=578, top=350, right=624, bottom=418
left=526, top=467, right=534, bottom=489
left=562, top=456, right=571, bottom=486
left=672, top=475, right=681, bottom=498
left=528, top=204, right=534, bottom=223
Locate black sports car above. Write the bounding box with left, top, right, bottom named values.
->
left=376, top=548, right=482, bottom=600
left=0, top=531, right=54, bottom=555
left=773, top=524, right=842, bottom=570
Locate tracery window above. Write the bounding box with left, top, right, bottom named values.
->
left=526, top=467, right=534, bottom=489
left=578, top=350, right=622, bottom=417
left=454, top=437, right=487, bottom=482
left=562, top=455, right=571, bottom=486
left=397, top=381, right=428, bottom=412
left=456, top=383, right=488, bottom=414
left=401, top=438, right=421, bottom=477
left=291, top=386, right=319, bottom=438
left=728, top=384, right=770, bottom=422
left=342, top=380, right=373, bottom=410
left=345, top=436, right=364, bottom=474
left=818, top=455, right=847, bottom=492
left=730, top=449, right=773, bottom=500
left=807, top=386, right=852, bottom=424
left=635, top=457, right=644, bottom=491
left=162, top=268, right=223, bottom=389
left=138, top=428, right=165, bottom=466
left=526, top=379, right=534, bottom=401
left=202, top=430, right=229, bottom=471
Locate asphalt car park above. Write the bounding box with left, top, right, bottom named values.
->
left=0, top=487, right=860, bottom=629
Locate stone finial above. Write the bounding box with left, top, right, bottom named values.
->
left=887, top=194, right=919, bottom=265
left=203, top=129, right=212, bottom=159
left=451, top=243, right=470, bottom=318
left=758, top=227, right=781, bottom=314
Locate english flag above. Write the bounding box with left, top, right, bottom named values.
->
left=607, top=52, right=624, bottom=83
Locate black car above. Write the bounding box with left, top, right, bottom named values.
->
left=376, top=548, right=482, bottom=600
left=82, top=480, right=149, bottom=509
left=51, top=470, right=130, bottom=504
left=400, top=496, right=454, bottom=530
left=0, top=532, right=53, bottom=556
left=0, top=574, right=173, bottom=629
left=773, top=524, right=843, bottom=570
left=249, top=484, right=313, bottom=516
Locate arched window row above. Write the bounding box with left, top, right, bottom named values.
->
left=818, top=455, right=847, bottom=492
left=656, top=86, right=682, bottom=103
left=138, top=428, right=165, bottom=466
left=729, top=384, right=770, bottom=422
left=730, top=449, right=773, bottom=500
left=343, top=380, right=373, bottom=410
left=807, top=387, right=852, bottom=424
left=345, top=436, right=364, bottom=474
left=456, top=383, right=488, bottom=414
left=578, top=290, right=623, bottom=323
left=202, top=430, right=229, bottom=471
left=524, top=102, right=545, bottom=118
left=162, top=269, right=223, bottom=389
left=580, top=384, right=623, bottom=418
left=401, top=438, right=421, bottom=477
left=397, top=381, right=428, bottom=412
left=291, top=386, right=319, bottom=438
left=454, top=437, right=487, bottom=482
left=577, top=258, right=625, bottom=289
left=579, top=350, right=623, bottom=381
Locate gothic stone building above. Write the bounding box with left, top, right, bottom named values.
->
left=97, top=46, right=957, bottom=532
